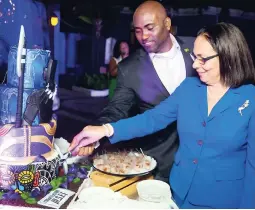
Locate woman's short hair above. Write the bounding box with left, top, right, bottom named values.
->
left=197, top=22, right=255, bottom=87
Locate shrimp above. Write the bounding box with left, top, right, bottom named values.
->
left=94, top=150, right=152, bottom=175
left=143, top=159, right=151, bottom=170
left=97, top=164, right=111, bottom=172
left=93, top=158, right=104, bottom=165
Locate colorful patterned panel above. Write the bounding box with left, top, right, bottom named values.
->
left=7, top=47, right=50, bottom=89
left=0, top=153, right=59, bottom=192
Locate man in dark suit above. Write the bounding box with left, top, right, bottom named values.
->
left=71, top=1, right=196, bottom=182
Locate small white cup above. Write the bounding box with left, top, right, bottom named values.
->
left=137, top=180, right=172, bottom=203
left=137, top=180, right=179, bottom=208
left=78, top=187, right=115, bottom=202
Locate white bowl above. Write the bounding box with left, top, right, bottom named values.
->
left=78, top=187, right=115, bottom=202
left=137, top=180, right=172, bottom=203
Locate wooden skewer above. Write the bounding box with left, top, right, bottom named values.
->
left=109, top=176, right=130, bottom=187
left=140, top=148, right=145, bottom=157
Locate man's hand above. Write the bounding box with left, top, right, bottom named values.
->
left=69, top=125, right=105, bottom=156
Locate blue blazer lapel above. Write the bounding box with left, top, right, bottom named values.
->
left=196, top=83, right=208, bottom=122
left=196, top=83, right=241, bottom=122
left=208, top=89, right=241, bottom=122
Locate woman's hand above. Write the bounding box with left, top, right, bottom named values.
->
left=77, top=144, right=95, bottom=156
left=69, top=126, right=105, bottom=156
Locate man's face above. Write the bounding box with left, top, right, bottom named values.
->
left=133, top=12, right=170, bottom=53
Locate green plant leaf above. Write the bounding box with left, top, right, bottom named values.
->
left=56, top=176, right=66, bottom=185
left=50, top=179, right=59, bottom=189
left=80, top=165, right=91, bottom=170
left=78, top=16, right=92, bottom=24
left=21, top=192, right=30, bottom=200
left=25, top=197, right=37, bottom=204
left=73, top=178, right=81, bottom=184
left=78, top=73, right=110, bottom=89
left=0, top=191, right=4, bottom=199
left=51, top=187, right=58, bottom=191
left=87, top=77, right=94, bottom=88
left=99, top=75, right=103, bottom=80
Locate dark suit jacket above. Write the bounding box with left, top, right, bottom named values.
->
left=93, top=38, right=196, bottom=179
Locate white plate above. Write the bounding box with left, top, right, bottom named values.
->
left=93, top=153, right=157, bottom=176
left=78, top=187, right=115, bottom=202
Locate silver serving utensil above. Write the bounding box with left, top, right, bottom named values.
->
left=59, top=144, right=80, bottom=164
left=59, top=152, right=71, bottom=165
left=59, top=140, right=100, bottom=164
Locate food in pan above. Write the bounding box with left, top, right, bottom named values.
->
left=93, top=151, right=156, bottom=175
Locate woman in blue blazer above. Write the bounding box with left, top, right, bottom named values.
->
left=70, top=23, right=255, bottom=208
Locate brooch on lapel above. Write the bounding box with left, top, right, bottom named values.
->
left=184, top=48, right=190, bottom=53
left=238, top=100, right=249, bottom=116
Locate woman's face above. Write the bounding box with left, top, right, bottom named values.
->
left=120, top=42, right=129, bottom=56
left=192, top=35, right=220, bottom=86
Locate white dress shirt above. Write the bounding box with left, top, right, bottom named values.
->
left=149, top=34, right=186, bottom=94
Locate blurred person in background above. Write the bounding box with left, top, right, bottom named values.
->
left=108, top=40, right=130, bottom=99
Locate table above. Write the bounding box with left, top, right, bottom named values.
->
left=0, top=169, right=154, bottom=209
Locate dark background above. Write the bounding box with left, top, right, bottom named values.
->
left=55, top=0, right=255, bottom=61
left=47, top=0, right=255, bottom=140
